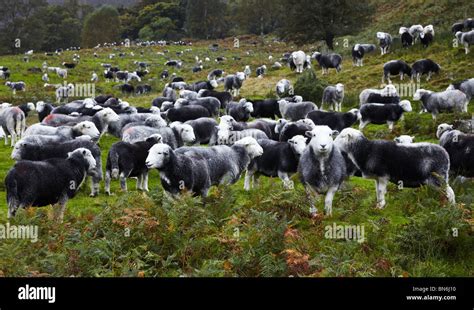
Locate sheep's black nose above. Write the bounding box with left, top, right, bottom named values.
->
left=320, top=144, right=326, bottom=149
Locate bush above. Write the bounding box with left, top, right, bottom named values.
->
left=293, top=70, right=328, bottom=104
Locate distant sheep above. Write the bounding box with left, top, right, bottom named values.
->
left=414, top=89, right=468, bottom=119
left=321, top=83, right=344, bottom=111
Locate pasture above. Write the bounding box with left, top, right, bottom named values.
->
left=0, top=31, right=472, bottom=277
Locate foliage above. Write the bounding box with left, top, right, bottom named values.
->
left=293, top=70, right=328, bottom=104
left=81, top=5, right=122, bottom=48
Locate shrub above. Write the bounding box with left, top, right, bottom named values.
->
left=293, top=69, right=328, bottom=104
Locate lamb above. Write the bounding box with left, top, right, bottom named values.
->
left=5, top=148, right=96, bottom=221
left=334, top=128, right=455, bottom=209
left=411, top=59, right=441, bottom=82
left=243, top=65, right=251, bottom=78
left=413, top=89, right=468, bottom=119
left=394, top=135, right=415, bottom=144
left=0, top=105, right=26, bottom=146
left=312, top=52, right=342, bottom=74
left=56, top=68, right=68, bottom=79
left=359, top=84, right=398, bottom=105
left=278, top=99, right=318, bottom=121
left=437, top=123, right=474, bottom=178
left=275, top=119, right=313, bottom=142
left=145, top=143, right=211, bottom=197
left=382, top=60, right=412, bottom=84
left=197, top=89, right=232, bottom=109
left=455, top=30, right=474, bottom=54
left=245, top=135, right=307, bottom=190
left=298, top=126, right=347, bottom=216
left=184, top=117, right=218, bottom=145
left=24, top=121, right=100, bottom=140
left=122, top=122, right=195, bottom=148
left=276, top=79, right=294, bottom=98
left=359, top=100, right=413, bottom=131
left=177, top=137, right=263, bottom=187
left=376, top=32, right=392, bottom=55
left=11, top=139, right=102, bottom=197
left=226, top=99, right=254, bottom=122
left=105, top=134, right=162, bottom=195
left=248, top=99, right=281, bottom=119
left=321, top=83, right=344, bottom=111
left=224, top=72, right=246, bottom=97
left=447, top=78, right=474, bottom=101
left=5, top=81, right=26, bottom=95
left=290, top=51, right=307, bottom=73
left=166, top=106, right=210, bottom=123
left=306, top=109, right=359, bottom=132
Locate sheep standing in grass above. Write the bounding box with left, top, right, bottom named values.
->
left=414, top=89, right=468, bottom=119
left=276, top=79, right=293, bottom=98
left=359, top=100, right=412, bottom=131
left=334, top=128, right=455, bottom=209
left=455, top=30, right=474, bottom=54
left=226, top=99, right=254, bottom=122
left=0, top=104, right=26, bottom=146
left=312, top=52, right=342, bottom=74
left=290, top=51, right=307, bottom=73
left=409, top=25, right=424, bottom=43
left=298, top=126, right=346, bottom=216
left=437, top=123, right=474, bottom=178
left=382, top=60, right=412, bottom=84
left=447, top=78, right=474, bottom=101
left=321, top=83, right=344, bottom=111
left=359, top=84, right=398, bottom=105
left=376, top=32, right=392, bottom=55
left=278, top=99, right=317, bottom=122
left=224, top=72, right=246, bottom=97
left=411, top=59, right=441, bottom=82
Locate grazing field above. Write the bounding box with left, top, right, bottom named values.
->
left=0, top=28, right=473, bottom=277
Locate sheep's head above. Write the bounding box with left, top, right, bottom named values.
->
left=243, top=101, right=254, bottom=114
left=288, top=135, right=307, bottom=156
left=236, top=72, right=246, bottom=81
left=68, top=148, right=96, bottom=172
left=307, top=125, right=338, bottom=155
left=394, top=135, right=415, bottom=144
left=171, top=122, right=195, bottom=144
left=334, top=128, right=365, bottom=153
left=75, top=121, right=100, bottom=140
left=381, top=84, right=398, bottom=97
left=146, top=134, right=163, bottom=144
left=413, top=89, right=431, bottom=101
left=210, top=79, right=219, bottom=88
left=146, top=143, right=172, bottom=169
left=399, top=100, right=412, bottom=112
left=11, top=140, right=28, bottom=160
left=436, top=123, right=454, bottom=139
left=219, top=115, right=235, bottom=130
left=399, top=27, right=409, bottom=35
left=98, top=108, right=120, bottom=123
left=35, top=101, right=45, bottom=112
left=336, top=83, right=344, bottom=93
left=234, top=137, right=263, bottom=159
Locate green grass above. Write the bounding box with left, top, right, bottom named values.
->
left=0, top=23, right=473, bottom=277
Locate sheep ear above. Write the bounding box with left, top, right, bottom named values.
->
left=394, top=138, right=400, bottom=143
left=305, top=131, right=314, bottom=138
left=332, top=130, right=339, bottom=137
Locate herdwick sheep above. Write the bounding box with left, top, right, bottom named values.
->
left=177, top=137, right=263, bottom=187
left=105, top=134, right=162, bottom=195
left=408, top=25, right=424, bottom=43
left=447, top=78, right=474, bottom=101
left=452, top=22, right=464, bottom=34
left=382, top=60, right=412, bottom=84
left=122, top=122, right=195, bottom=148
left=185, top=117, right=218, bottom=145
left=207, top=69, right=225, bottom=81
left=217, top=116, right=276, bottom=141
left=312, top=52, right=342, bottom=74
left=224, top=72, right=246, bottom=97
left=24, top=121, right=100, bottom=140
left=5, top=148, right=96, bottom=221
left=464, top=18, right=474, bottom=30
left=166, top=106, right=210, bottom=122
left=276, top=79, right=294, bottom=98
left=352, top=44, right=365, bottom=66
left=146, top=143, right=211, bottom=197
left=334, top=128, right=455, bottom=209
left=256, top=65, right=267, bottom=78
left=108, top=110, right=163, bottom=137
left=0, top=104, right=26, bottom=146
left=419, top=32, right=433, bottom=48
left=278, top=99, right=318, bottom=122
left=290, top=51, right=307, bottom=73
left=5, top=82, right=26, bottom=95
left=275, top=119, right=313, bottom=142
left=243, top=66, right=251, bottom=79
left=413, top=89, right=468, bottom=119
left=175, top=97, right=220, bottom=117
left=437, top=123, right=474, bottom=178
left=394, top=135, right=415, bottom=144
left=321, top=83, right=344, bottom=111
left=299, top=126, right=347, bottom=216
left=306, top=109, right=359, bottom=132
left=359, top=84, right=399, bottom=105
left=18, top=102, right=35, bottom=117
left=245, top=135, right=307, bottom=190
left=376, top=32, right=392, bottom=55
left=411, top=59, right=441, bottom=82
left=185, top=80, right=219, bottom=92
left=358, top=100, right=413, bottom=131
left=455, top=30, right=474, bottom=54
left=249, top=99, right=281, bottom=119
left=198, top=89, right=232, bottom=109
left=226, top=99, right=254, bottom=122
left=121, top=115, right=168, bottom=135
left=215, top=122, right=268, bottom=146
left=399, top=27, right=413, bottom=47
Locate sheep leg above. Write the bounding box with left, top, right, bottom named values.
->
left=136, top=174, right=143, bottom=190
left=54, top=194, right=68, bottom=223
left=446, top=185, right=456, bottom=204
left=142, top=172, right=149, bottom=192
left=278, top=171, right=292, bottom=189
left=305, top=186, right=320, bottom=216
left=375, top=177, right=388, bottom=209
left=10, top=131, right=16, bottom=147
left=7, top=199, right=20, bottom=218
left=324, top=186, right=338, bottom=217
left=105, top=171, right=112, bottom=195
left=244, top=169, right=254, bottom=191
left=387, top=121, right=394, bottom=132
left=119, top=172, right=128, bottom=191
left=427, top=72, right=432, bottom=81
left=359, top=120, right=369, bottom=130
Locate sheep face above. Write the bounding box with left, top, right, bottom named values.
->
left=399, top=100, right=413, bottom=112
left=243, top=102, right=254, bottom=113
left=146, top=143, right=172, bottom=169
left=436, top=123, right=454, bottom=139
left=98, top=108, right=120, bottom=123
left=381, top=84, right=398, bottom=97
left=234, top=137, right=263, bottom=159
left=219, top=115, right=235, bottom=130
left=413, top=89, right=430, bottom=101
left=11, top=141, right=26, bottom=160
left=236, top=72, right=246, bottom=81
left=173, top=123, right=196, bottom=144
left=307, top=126, right=338, bottom=155
left=69, top=148, right=97, bottom=172
left=74, top=121, right=100, bottom=139
left=210, top=80, right=219, bottom=88
left=83, top=98, right=96, bottom=109
left=288, top=135, right=307, bottom=156
left=334, top=128, right=364, bottom=153
left=394, top=135, right=415, bottom=144
left=335, top=83, right=344, bottom=93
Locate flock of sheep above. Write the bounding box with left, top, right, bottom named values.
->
left=0, top=17, right=473, bottom=221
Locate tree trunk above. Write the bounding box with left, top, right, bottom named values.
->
left=325, top=33, right=334, bottom=50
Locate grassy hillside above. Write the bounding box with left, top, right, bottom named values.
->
left=0, top=15, right=473, bottom=276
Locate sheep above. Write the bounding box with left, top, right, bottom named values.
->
left=276, top=79, right=294, bottom=98
left=321, top=83, right=344, bottom=111
left=359, top=84, right=398, bottom=105
left=248, top=99, right=281, bottom=119
left=5, top=148, right=96, bottom=221
left=215, top=123, right=268, bottom=146
left=394, top=135, right=415, bottom=144
left=447, top=78, right=474, bottom=101
left=175, top=97, right=220, bottom=117
left=275, top=119, right=313, bottom=142
left=56, top=83, right=75, bottom=103
left=135, top=84, right=152, bottom=95
left=62, top=62, right=76, bottom=69
left=399, top=27, right=413, bottom=47
left=358, top=100, right=413, bottom=131
left=179, top=90, right=199, bottom=100
left=224, top=72, right=246, bottom=97
left=18, top=102, right=35, bottom=117
left=312, top=52, right=342, bottom=74
left=278, top=99, right=318, bottom=122
left=126, top=72, right=142, bottom=83
left=226, top=99, right=254, bottom=122
left=217, top=117, right=276, bottom=141
left=290, top=51, right=308, bottom=74
left=105, top=134, right=162, bottom=195
left=376, top=32, right=392, bottom=55
left=185, top=117, right=218, bottom=145
left=108, top=111, right=163, bottom=137
left=122, top=122, right=195, bottom=148
left=5, top=81, right=26, bottom=95
left=408, top=25, right=424, bottom=43
left=437, top=123, right=474, bottom=178
left=452, top=22, right=465, bottom=34
left=334, top=128, right=455, bottom=209
left=245, top=135, right=307, bottom=190
left=104, top=70, right=114, bottom=82
left=256, top=65, right=267, bottom=78
left=56, top=68, right=67, bottom=79
left=360, top=44, right=377, bottom=54
left=121, top=115, right=167, bottom=135
left=207, top=69, right=225, bottom=81
left=243, top=65, right=251, bottom=78
left=186, top=80, right=218, bottom=92
left=464, top=18, right=474, bottom=30
left=166, top=106, right=210, bottom=123
left=413, top=89, right=468, bottom=119
left=411, top=59, right=441, bottom=82
left=419, top=32, right=433, bottom=48
left=11, top=138, right=102, bottom=197
left=306, top=109, right=359, bottom=132
left=146, top=143, right=211, bottom=197
left=24, top=121, right=100, bottom=140
left=382, top=60, right=412, bottom=84
left=298, top=126, right=346, bottom=216
left=455, top=30, right=474, bottom=54
left=162, top=86, right=178, bottom=101
left=0, top=105, right=26, bottom=146
left=197, top=89, right=232, bottom=109
left=352, top=44, right=365, bottom=66
left=177, top=137, right=263, bottom=187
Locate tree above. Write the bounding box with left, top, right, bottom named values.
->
left=280, top=0, right=374, bottom=50
left=185, top=0, right=229, bottom=39
left=81, top=5, right=121, bottom=48
left=232, top=0, right=284, bottom=35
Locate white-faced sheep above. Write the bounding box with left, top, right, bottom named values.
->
left=226, top=99, right=254, bottom=122
left=376, top=32, right=392, bottom=55
left=0, top=104, right=26, bottom=146
left=278, top=99, right=318, bottom=122
left=359, top=84, right=399, bottom=106
left=413, top=89, right=468, bottom=119
left=224, top=72, right=246, bottom=97
left=394, top=135, right=415, bottom=144
left=321, top=83, right=344, bottom=111
left=359, top=100, right=413, bottom=131
left=447, top=78, right=474, bottom=101
left=276, top=79, right=294, bottom=98
left=290, top=51, right=307, bottom=73
left=455, top=30, right=474, bottom=54
left=437, top=123, right=474, bottom=178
